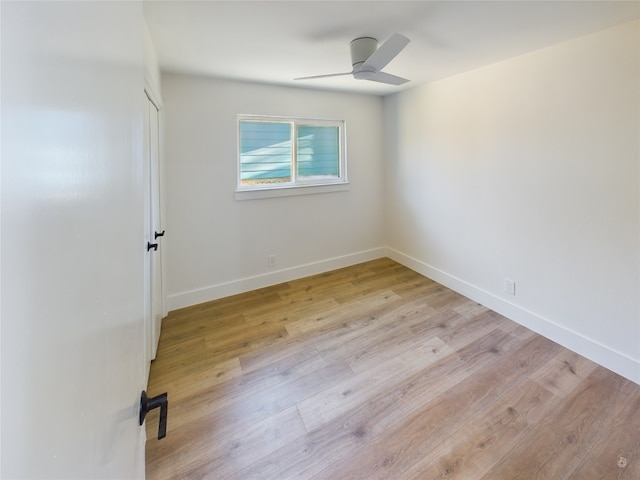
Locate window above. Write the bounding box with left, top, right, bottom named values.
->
left=237, top=115, right=347, bottom=197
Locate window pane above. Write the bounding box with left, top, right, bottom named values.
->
left=297, top=125, right=339, bottom=180
left=240, top=121, right=291, bottom=185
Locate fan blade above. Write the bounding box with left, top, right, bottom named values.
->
left=294, top=72, right=352, bottom=81
left=361, top=33, right=410, bottom=71
left=367, top=71, right=410, bottom=86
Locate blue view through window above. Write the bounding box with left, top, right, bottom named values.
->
left=239, top=117, right=343, bottom=189
left=297, top=126, right=339, bottom=178
left=240, top=121, right=292, bottom=183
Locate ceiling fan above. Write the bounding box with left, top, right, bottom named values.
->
left=295, top=33, right=410, bottom=86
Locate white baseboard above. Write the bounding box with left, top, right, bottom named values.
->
left=167, top=247, right=387, bottom=312
left=386, top=247, right=640, bottom=385
left=166, top=246, right=639, bottom=384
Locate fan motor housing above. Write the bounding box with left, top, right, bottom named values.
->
left=350, top=37, right=377, bottom=69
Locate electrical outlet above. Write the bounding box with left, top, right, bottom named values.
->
left=504, top=278, right=516, bottom=295
left=268, top=254, right=276, bottom=267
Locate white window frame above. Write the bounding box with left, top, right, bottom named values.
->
left=235, top=115, right=349, bottom=200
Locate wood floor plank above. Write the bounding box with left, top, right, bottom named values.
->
left=567, top=378, right=640, bottom=479
left=530, top=347, right=600, bottom=398
left=157, top=357, right=351, bottom=444
left=148, top=356, right=242, bottom=403
left=480, top=367, right=638, bottom=480
left=308, top=333, right=564, bottom=480
left=285, top=290, right=401, bottom=337
left=232, top=329, right=522, bottom=480
left=434, top=308, right=524, bottom=350
left=181, top=406, right=306, bottom=480
left=297, top=336, right=452, bottom=432
left=237, top=381, right=408, bottom=479
left=146, top=259, right=640, bottom=480
left=315, top=298, right=439, bottom=370
left=398, top=379, right=559, bottom=480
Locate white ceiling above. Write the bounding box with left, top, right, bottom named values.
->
left=144, top=0, right=639, bottom=96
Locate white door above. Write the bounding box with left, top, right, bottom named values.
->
left=1, top=2, right=147, bottom=478
left=145, top=93, right=164, bottom=365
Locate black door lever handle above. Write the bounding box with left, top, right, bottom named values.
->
left=140, top=390, right=168, bottom=439
left=147, top=242, right=158, bottom=252
left=154, top=230, right=165, bottom=239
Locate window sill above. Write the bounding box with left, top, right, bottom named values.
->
left=235, top=182, right=350, bottom=200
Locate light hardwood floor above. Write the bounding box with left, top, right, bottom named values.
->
left=145, top=258, right=640, bottom=479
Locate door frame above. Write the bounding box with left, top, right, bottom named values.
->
left=143, top=87, right=165, bottom=379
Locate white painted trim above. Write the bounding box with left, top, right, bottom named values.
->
left=386, top=247, right=640, bottom=385
left=167, top=247, right=386, bottom=311
left=235, top=182, right=349, bottom=200
left=236, top=115, right=348, bottom=199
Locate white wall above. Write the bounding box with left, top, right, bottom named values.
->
left=384, top=21, right=640, bottom=383
left=1, top=2, right=147, bottom=477
left=162, top=75, right=385, bottom=309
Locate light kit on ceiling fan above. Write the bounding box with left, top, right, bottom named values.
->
left=295, top=33, right=410, bottom=86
